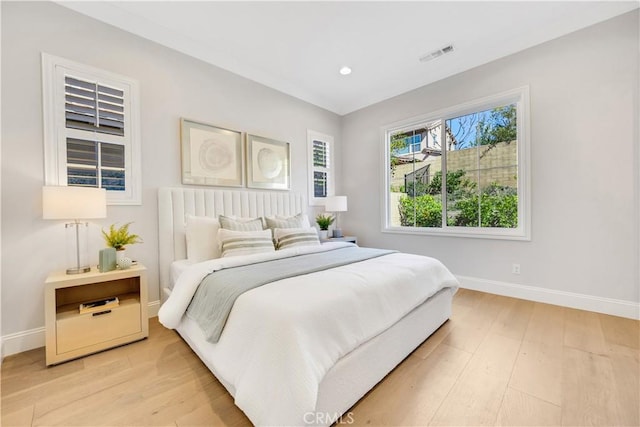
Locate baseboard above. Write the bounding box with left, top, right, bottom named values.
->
left=1, top=300, right=162, bottom=360
left=1, top=326, right=46, bottom=361
left=457, top=275, right=640, bottom=320
left=148, top=299, right=160, bottom=317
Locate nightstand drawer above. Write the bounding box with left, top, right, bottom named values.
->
left=56, top=301, right=141, bottom=354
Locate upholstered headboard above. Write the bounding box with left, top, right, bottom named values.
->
left=158, top=187, right=306, bottom=291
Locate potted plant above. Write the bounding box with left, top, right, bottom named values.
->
left=102, top=222, right=142, bottom=266
left=315, top=214, right=334, bottom=240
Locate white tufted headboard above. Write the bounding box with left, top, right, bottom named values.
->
left=158, top=187, right=306, bottom=291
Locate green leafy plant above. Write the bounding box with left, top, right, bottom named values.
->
left=398, top=194, right=442, bottom=228
left=425, top=169, right=476, bottom=198
left=452, top=193, right=518, bottom=228
left=315, top=214, right=335, bottom=231
left=102, top=222, right=143, bottom=251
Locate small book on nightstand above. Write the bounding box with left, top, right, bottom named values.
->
left=79, top=296, right=119, bottom=314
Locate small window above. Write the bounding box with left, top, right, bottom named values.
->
left=308, top=130, right=335, bottom=206
left=383, top=87, right=530, bottom=240
left=42, top=53, right=141, bottom=205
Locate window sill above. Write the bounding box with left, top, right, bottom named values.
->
left=382, top=226, right=530, bottom=241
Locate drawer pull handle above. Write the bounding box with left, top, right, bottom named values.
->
left=92, top=310, right=112, bottom=316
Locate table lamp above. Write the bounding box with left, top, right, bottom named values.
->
left=43, top=186, right=107, bottom=274
left=325, top=196, right=348, bottom=238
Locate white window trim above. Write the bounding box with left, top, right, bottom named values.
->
left=307, top=130, right=335, bottom=207
left=42, top=53, right=142, bottom=205
left=381, top=86, right=531, bottom=240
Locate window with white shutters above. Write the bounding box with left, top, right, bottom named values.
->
left=42, top=53, right=141, bottom=205
left=313, top=140, right=329, bottom=198
left=308, top=130, right=335, bottom=206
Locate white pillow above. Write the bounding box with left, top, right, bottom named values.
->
left=218, top=228, right=275, bottom=258
left=274, top=227, right=320, bottom=250
left=185, top=214, right=221, bottom=262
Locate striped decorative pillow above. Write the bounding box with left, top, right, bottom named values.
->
left=219, top=215, right=264, bottom=231
left=266, top=213, right=311, bottom=229
left=274, top=227, right=321, bottom=250
left=265, top=216, right=302, bottom=230
left=218, top=228, right=275, bottom=258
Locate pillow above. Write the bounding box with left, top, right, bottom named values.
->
left=218, top=228, right=275, bottom=258
left=266, top=212, right=311, bottom=229
left=185, top=215, right=221, bottom=262
left=219, top=215, right=264, bottom=231
left=273, top=227, right=321, bottom=250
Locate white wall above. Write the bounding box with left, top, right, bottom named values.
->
left=1, top=1, right=341, bottom=355
left=341, top=11, right=639, bottom=317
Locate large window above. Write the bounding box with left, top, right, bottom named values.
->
left=383, top=87, right=530, bottom=239
left=308, top=130, right=335, bottom=206
left=42, top=54, right=141, bottom=205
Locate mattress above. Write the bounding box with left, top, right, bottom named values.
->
left=170, top=259, right=192, bottom=290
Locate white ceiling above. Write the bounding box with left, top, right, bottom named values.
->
left=58, top=1, right=638, bottom=115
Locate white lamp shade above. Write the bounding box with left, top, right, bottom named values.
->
left=325, top=196, right=348, bottom=212
left=43, top=186, right=107, bottom=220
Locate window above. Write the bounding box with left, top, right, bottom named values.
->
left=393, top=134, right=422, bottom=155
left=383, top=87, right=530, bottom=239
left=42, top=53, right=141, bottom=205
left=308, top=130, right=335, bottom=206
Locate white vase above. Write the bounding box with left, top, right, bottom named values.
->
left=318, top=230, right=329, bottom=240
left=116, top=249, right=126, bottom=267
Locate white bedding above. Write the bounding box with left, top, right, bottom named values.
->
left=169, top=259, right=192, bottom=289
left=158, top=243, right=459, bottom=426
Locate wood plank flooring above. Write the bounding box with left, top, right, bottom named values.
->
left=2, top=289, right=638, bottom=426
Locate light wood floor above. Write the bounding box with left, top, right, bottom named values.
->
left=2, top=289, right=638, bottom=426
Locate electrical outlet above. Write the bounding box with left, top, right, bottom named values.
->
left=512, top=263, right=521, bottom=274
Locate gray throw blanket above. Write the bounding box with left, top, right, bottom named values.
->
left=186, top=246, right=395, bottom=343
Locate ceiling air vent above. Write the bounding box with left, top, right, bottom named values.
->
left=419, top=45, right=454, bottom=62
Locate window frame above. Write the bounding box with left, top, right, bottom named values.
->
left=381, top=86, right=531, bottom=240
left=307, top=130, right=335, bottom=207
left=42, top=53, right=142, bottom=205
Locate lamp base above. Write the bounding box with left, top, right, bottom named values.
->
left=333, top=229, right=343, bottom=238
left=66, top=266, right=91, bottom=275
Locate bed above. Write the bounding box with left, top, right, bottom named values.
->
left=157, top=187, right=458, bottom=426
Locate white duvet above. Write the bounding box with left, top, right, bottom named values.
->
left=158, top=242, right=458, bottom=426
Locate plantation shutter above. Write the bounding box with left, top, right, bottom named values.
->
left=313, top=140, right=329, bottom=198
left=66, top=138, right=125, bottom=190
left=65, top=76, right=125, bottom=136
left=64, top=76, right=127, bottom=191
left=313, top=140, right=328, bottom=168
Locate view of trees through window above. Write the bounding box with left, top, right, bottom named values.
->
left=389, top=103, right=518, bottom=229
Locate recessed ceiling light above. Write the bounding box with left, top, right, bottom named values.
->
left=339, top=66, right=352, bottom=76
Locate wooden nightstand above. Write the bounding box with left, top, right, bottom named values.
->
left=44, top=264, right=149, bottom=366
left=321, top=236, right=357, bottom=244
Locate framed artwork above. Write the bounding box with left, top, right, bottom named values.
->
left=246, top=134, right=291, bottom=190
left=180, top=118, right=244, bottom=187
